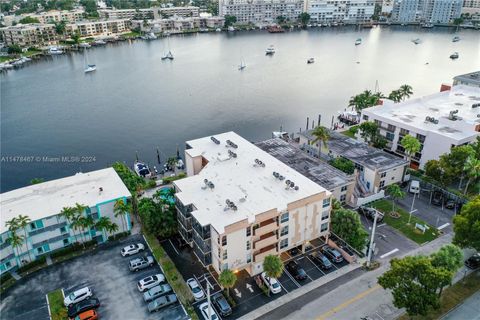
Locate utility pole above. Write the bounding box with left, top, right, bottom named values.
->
left=408, top=192, right=417, bottom=225
left=366, top=209, right=378, bottom=268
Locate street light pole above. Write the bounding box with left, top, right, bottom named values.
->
left=366, top=210, right=378, bottom=268
left=408, top=192, right=417, bottom=225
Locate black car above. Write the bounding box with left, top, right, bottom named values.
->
left=309, top=251, right=333, bottom=270
left=432, top=191, right=443, bottom=206
left=322, top=246, right=344, bottom=263
left=212, top=292, right=232, bottom=317
left=465, top=253, right=480, bottom=270
left=285, top=260, right=308, bottom=280
left=444, top=199, right=456, bottom=209
left=67, top=297, right=100, bottom=318
left=358, top=206, right=384, bottom=223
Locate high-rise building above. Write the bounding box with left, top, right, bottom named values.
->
left=391, top=0, right=463, bottom=23
left=306, top=0, right=375, bottom=24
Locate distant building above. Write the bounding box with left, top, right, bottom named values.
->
left=66, top=19, right=131, bottom=37
left=453, top=71, right=480, bottom=88
left=391, top=0, right=422, bottom=22
left=0, top=23, right=57, bottom=47
left=307, top=0, right=375, bottom=24
left=132, top=16, right=224, bottom=33
left=218, top=0, right=305, bottom=26
left=462, top=0, right=480, bottom=13
left=0, top=168, right=131, bottom=274
left=360, top=85, right=480, bottom=169
left=154, top=6, right=200, bottom=19
left=391, top=0, right=463, bottom=23
left=382, top=0, right=395, bottom=13
left=24, top=9, right=85, bottom=24
left=98, top=7, right=200, bottom=21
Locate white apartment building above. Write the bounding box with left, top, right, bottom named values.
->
left=462, top=0, right=480, bottom=13
left=382, top=0, right=395, bottom=13
left=0, top=168, right=131, bottom=274
left=0, top=23, right=57, bottom=47
left=453, top=71, right=480, bottom=88
left=307, top=0, right=375, bottom=24
left=133, top=16, right=224, bottom=33
left=66, top=19, right=130, bottom=37
left=98, top=8, right=154, bottom=20
left=174, top=132, right=332, bottom=275
left=219, top=0, right=305, bottom=25
left=24, top=9, right=85, bottom=24
left=361, top=85, right=480, bottom=169
left=154, top=6, right=201, bottom=19
left=391, top=0, right=463, bottom=23
left=391, top=0, right=422, bottom=22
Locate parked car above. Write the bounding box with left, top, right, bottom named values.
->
left=409, top=180, right=420, bottom=194
left=74, top=310, right=98, bottom=320
left=288, top=247, right=301, bottom=257
left=260, top=272, right=282, bottom=294
left=211, top=292, right=232, bottom=317
left=147, top=294, right=177, bottom=313
left=137, top=274, right=165, bottom=292
left=64, top=287, right=93, bottom=307
left=432, top=191, right=443, bottom=206
left=67, top=298, right=100, bottom=318
left=285, top=260, right=308, bottom=281
left=444, top=198, right=456, bottom=209
left=309, top=251, right=333, bottom=270
left=322, top=246, right=344, bottom=263
left=186, top=278, right=205, bottom=301
left=143, top=284, right=172, bottom=302
left=121, top=243, right=145, bottom=256
left=129, top=256, right=154, bottom=272
left=465, top=253, right=480, bottom=270
left=199, top=302, right=219, bottom=320
left=358, top=206, right=384, bottom=223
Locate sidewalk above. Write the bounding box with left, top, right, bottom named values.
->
left=441, top=290, right=480, bottom=320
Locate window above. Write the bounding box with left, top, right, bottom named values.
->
left=321, top=210, right=329, bottom=220
left=374, top=119, right=382, bottom=127
left=246, top=227, right=251, bottom=237
left=37, top=247, right=44, bottom=254
left=280, top=238, right=288, bottom=249
left=246, top=253, right=252, bottom=264
left=222, top=263, right=228, bottom=271
left=380, top=172, right=386, bottom=178
left=320, top=222, right=328, bottom=232
left=322, top=198, right=330, bottom=208
left=30, top=220, right=44, bottom=230
left=63, top=238, right=69, bottom=245
left=387, top=124, right=396, bottom=132
left=246, top=241, right=250, bottom=250
left=363, top=115, right=369, bottom=121
left=60, top=226, right=67, bottom=234
left=280, top=212, right=289, bottom=223
left=280, top=226, right=289, bottom=236
left=221, top=236, right=227, bottom=246
left=341, top=186, right=347, bottom=192
left=386, top=132, right=395, bottom=141
left=222, top=250, right=228, bottom=260
left=416, top=134, right=425, bottom=143
left=218, top=247, right=221, bottom=258
left=379, top=180, right=385, bottom=188
left=30, top=222, right=36, bottom=230
left=399, top=128, right=409, bottom=136
left=340, top=194, right=346, bottom=202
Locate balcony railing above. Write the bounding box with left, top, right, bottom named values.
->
left=253, top=232, right=278, bottom=250
left=254, top=243, right=278, bottom=262
left=254, top=219, right=278, bottom=236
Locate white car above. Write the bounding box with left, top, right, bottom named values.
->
left=63, top=287, right=93, bottom=306
left=121, top=243, right=145, bottom=256
left=186, top=278, right=205, bottom=301
left=261, top=272, right=282, bottom=294
left=137, top=274, right=165, bottom=292
left=199, top=302, right=219, bottom=320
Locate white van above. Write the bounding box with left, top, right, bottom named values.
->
left=409, top=180, right=420, bottom=194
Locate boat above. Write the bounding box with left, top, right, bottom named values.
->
left=134, top=161, right=152, bottom=178
left=265, top=45, right=275, bottom=55
left=355, top=38, right=362, bottom=45
left=84, top=50, right=96, bottom=73
left=145, top=32, right=157, bottom=40
left=452, top=36, right=460, bottom=42
left=238, top=60, right=246, bottom=70
left=228, top=26, right=235, bottom=32
left=267, top=25, right=285, bottom=33
left=450, top=52, right=459, bottom=59
left=48, top=47, right=64, bottom=55
left=307, top=58, right=315, bottom=64
left=79, top=43, right=91, bottom=48
left=411, top=38, right=421, bottom=44
left=422, top=23, right=434, bottom=28
left=94, top=39, right=106, bottom=45
left=162, top=50, right=174, bottom=60
left=215, top=28, right=222, bottom=32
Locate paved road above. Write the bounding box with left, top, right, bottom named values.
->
left=442, top=290, right=480, bottom=320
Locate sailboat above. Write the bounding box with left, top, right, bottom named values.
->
left=411, top=38, right=421, bottom=44
left=355, top=38, right=362, bottom=46
left=84, top=50, right=96, bottom=73
left=238, top=60, right=246, bottom=70
left=162, top=37, right=174, bottom=60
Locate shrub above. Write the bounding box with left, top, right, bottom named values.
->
left=1, top=272, right=13, bottom=283
left=17, top=256, right=46, bottom=274
left=162, top=173, right=187, bottom=184
left=108, top=230, right=131, bottom=241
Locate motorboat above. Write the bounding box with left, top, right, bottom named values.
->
left=450, top=52, right=459, bottom=59
left=422, top=23, right=434, bottom=28
left=355, top=38, right=362, bottom=45
left=79, top=43, right=91, bottom=48
left=452, top=36, right=460, bottom=42
left=94, top=39, right=107, bottom=45
left=49, top=47, right=64, bottom=55
left=265, top=45, right=275, bottom=55
left=307, top=58, right=315, bottom=64
left=134, top=161, right=152, bottom=178
left=228, top=26, right=235, bottom=32
left=84, top=64, right=96, bottom=73
left=162, top=51, right=174, bottom=60
left=411, top=38, right=421, bottom=44
left=215, top=28, right=222, bottom=32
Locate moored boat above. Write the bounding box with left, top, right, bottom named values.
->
left=355, top=38, right=362, bottom=45
left=265, top=45, right=275, bottom=55
left=307, top=58, right=315, bottom=64
left=449, top=52, right=459, bottom=59
left=411, top=38, right=421, bottom=44
left=134, top=161, right=152, bottom=178
left=452, top=36, right=460, bottom=42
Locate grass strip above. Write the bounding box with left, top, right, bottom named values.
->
left=397, top=271, right=480, bottom=320
left=370, top=199, right=439, bottom=244
left=47, top=288, right=68, bottom=320
left=143, top=232, right=199, bottom=320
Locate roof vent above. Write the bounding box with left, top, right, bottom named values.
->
left=448, top=110, right=459, bottom=121
left=202, top=179, right=215, bottom=190
left=211, top=136, right=220, bottom=145
left=472, top=103, right=480, bottom=109
left=254, top=158, right=265, bottom=167
left=228, top=150, right=237, bottom=158
left=285, top=180, right=298, bottom=190
left=226, top=140, right=238, bottom=149
left=225, top=199, right=237, bottom=211
left=425, top=116, right=439, bottom=124
left=99, top=187, right=103, bottom=193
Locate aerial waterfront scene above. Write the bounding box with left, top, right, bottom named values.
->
left=1, top=0, right=480, bottom=320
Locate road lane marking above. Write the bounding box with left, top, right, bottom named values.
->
left=316, top=285, right=381, bottom=320
left=438, top=223, right=450, bottom=230
left=380, top=248, right=399, bottom=259
left=377, top=223, right=386, bottom=227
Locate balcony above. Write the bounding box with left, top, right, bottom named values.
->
left=253, top=219, right=278, bottom=236
left=254, top=243, right=278, bottom=262
left=254, top=232, right=278, bottom=250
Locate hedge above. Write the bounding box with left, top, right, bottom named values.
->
left=108, top=231, right=131, bottom=241
left=17, top=256, right=46, bottom=274
left=162, top=173, right=187, bottom=184
left=50, top=240, right=97, bottom=259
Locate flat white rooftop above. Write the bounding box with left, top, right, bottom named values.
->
left=363, top=85, right=480, bottom=141
left=175, top=132, right=330, bottom=234
left=0, top=168, right=131, bottom=234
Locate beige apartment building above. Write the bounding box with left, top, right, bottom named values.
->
left=132, top=16, right=224, bottom=33
left=98, top=6, right=200, bottom=20
left=174, top=132, right=332, bottom=275
left=65, top=19, right=130, bottom=37
left=25, top=9, right=85, bottom=24
left=0, top=23, right=57, bottom=47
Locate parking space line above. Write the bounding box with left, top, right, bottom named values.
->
left=193, top=274, right=208, bottom=301
left=306, top=255, right=326, bottom=276
left=278, top=280, right=289, bottom=293
left=438, top=223, right=450, bottom=230
left=380, top=248, right=399, bottom=259
left=283, top=268, right=301, bottom=288
left=375, top=311, right=386, bottom=320
left=377, top=223, right=386, bottom=228
left=168, top=239, right=179, bottom=255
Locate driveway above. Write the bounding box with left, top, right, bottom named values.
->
left=0, top=234, right=188, bottom=320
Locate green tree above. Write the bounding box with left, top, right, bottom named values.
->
left=19, top=16, right=40, bottom=24
left=71, top=31, right=81, bottom=46
left=263, top=255, right=283, bottom=280
left=80, top=0, right=99, bottom=18
left=430, top=244, right=463, bottom=273
left=399, top=84, right=413, bottom=100
left=424, top=159, right=452, bottom=187
left=463, top=156, right=480, bottom=195
left=439, top=145, right=474, bottom=188
left=7, top=45, right=22, bottom=55
left=219, top=269, right=237, bottom=296
left=378, top=255, right=453, bottom=316
left=60, top=206, right=78, bottom=243
left=95, top=216, right=112, bottom=240
left=298, top=12, right=311, bottom=27
left=453, top=195, right=480, bottom=251
left=16, top=215, right=32, bottom=261
left=348, top=90, right=383, bottom=113
left=138, top=197, right=177, bottom=238
left=329, top=157, right=355, bottom=174
left=358, top=121, right=379, bottom=145
left=276, top=15, right=287, bottom=24
left=30, top=178, right=44, bottom=185
left=388, top=90, right=402, bottom=103
left=386, top=184, right=405, bottom=213
left=8, top=232, right=25, bottom=266
left=224, top=15, right=237, bottom=27
left=106, top=221, right=119, bottom=238
left=114, top=199, right=131, bottom=232
left=5, top=217, right=19, bottom=233
left=54, top=20, right=66, bottom=35
left=331, top=208, right=368, bottom=251
left=310, top=125, right=330, bottom=156
left=400, top=134, right=421, bottom=167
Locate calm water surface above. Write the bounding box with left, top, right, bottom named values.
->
left=1, top=26, right=479, bottom=192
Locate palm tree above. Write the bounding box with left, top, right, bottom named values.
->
left=310, top=126, right=330, bottom=157
left=95, top=216, right=112, bottom=241
left=106, top=221, right=119, bottom=239
left=219, top=269, right=237, bottom=296
left=16, top=215, right=32, bottom=261
left=399, top=85, right=413, bottom=101
left=78, top=215, right=94, bottom=246
left=60, top=206, right=78, bottom=243
left=8, top=232, right=25, bottom=266
left=388, top=90, right=402, bottom=103
left=5, top=217, right=19, bottom=234
left=386, top=184, right=405, bottom=213
left=464, top=156, right=480, bottom=195
left=114, top=199, right=130, bottom=232
left=400, top=134, right=421, bottom=167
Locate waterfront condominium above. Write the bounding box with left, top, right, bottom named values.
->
left=360, top=85, right=480, bottom=169
left=0, top=24, right=58, bottom=47
left=306, top=0, right=375, bottom=24
left=174, top=132, right=332, bottom=275
left=0, top=168, right=131, bottom=274
left=391, top=0, right=463, bottom=23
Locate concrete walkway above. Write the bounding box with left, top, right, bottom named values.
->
left=441, top=290, right=480, bottom=320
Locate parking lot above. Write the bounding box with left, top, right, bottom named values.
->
left=1, top=234, right=188, bottom=320
left=163, top=235, right=352, bottom=320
